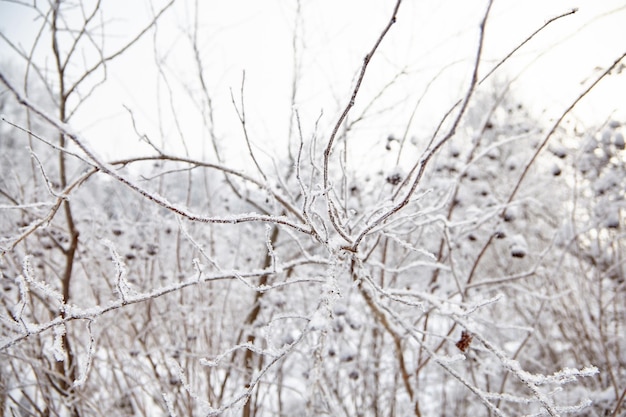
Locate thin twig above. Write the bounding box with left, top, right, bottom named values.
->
left=0, top=73, right=313, bottom=235
left=351, top=0, right=494, bottom=251
left=322, top=0, right=403, bottom=244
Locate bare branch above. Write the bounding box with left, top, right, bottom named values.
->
left=322, top=0, right=403, bottom=243
left=351, top=0, right=494, bottom=250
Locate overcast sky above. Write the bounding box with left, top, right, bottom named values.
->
left=1, top=0, right=625, bottom=160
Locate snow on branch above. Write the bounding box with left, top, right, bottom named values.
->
left=322, top=0, right=403, bottom=244
left=102, top=239, right=131, bottom=303
left=0, top=264, right=324, bottom=350
left=0, top=73, right=313, bottom=236
left=72, top=320, right=95, bottom=388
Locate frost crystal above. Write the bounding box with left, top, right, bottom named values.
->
left=103, top=239, right=131, bottom=301
left=200, top=358, right=218, bottom=367
left=51, top=325, right=66, bottom=362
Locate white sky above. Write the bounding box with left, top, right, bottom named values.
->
left=0, top=0, right=625, bottom=161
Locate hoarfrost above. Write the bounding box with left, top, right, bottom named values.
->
left=51, top=325, right=66, bottom=362
left=103, top=239, right=132, bottom=302
left=22, top=256, right=63, bottom=304
left=73, top=321, right=95, bottom=388
left=199, top=358, right=218, bottom=367
left=502, top=358, right=598, bottom=386
left=162, top=393, right=178, bottom=417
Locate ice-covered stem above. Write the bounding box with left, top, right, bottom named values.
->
left=353, top=259, right=419, bottom=415
left=111, top=154, right=306, bottom=224
left=359, top=260, right=596, bottom=415
left=479, top=8, right=578, bottom=85
left=355, top=264, right=506, bottom=416
left=351, top=0, right=493, bottom=251
left=294, top=111, right=323, bottom=241
left=202, top=329, right=307, bottom=417
left=464, top=49, right=626, bottom=289
left=162, top=393, right=178, bottom=417
left=470, top=329, right=598, bottom=416
left=322, top=0, right=403, bottom=244
left=0, top=72, right=313, bottom=236
left=231, top=71, right=269, bottom=185
left=391, top=8, right=579, bottom=280
left=50, top=3, right=86, bottom=402
left=21, top=256, right=64, bottom=308
left=394, top=7, right=578, bottom=201
left=240, top=225, right=279, bottom=417
left=1, top=261, right=326, bottom=351
left=287, top=0, right=304, bottom=165
left=0, top=162, right=95, bottom=254
left=416, top=292, right=598, bottom=416
left=506, top=49, right=626, bottom=205
left=51, top=0, right=175, bottom=108
left=72, top=320, right=95, bottom=388
left=102, top=240, right=131, bottom=303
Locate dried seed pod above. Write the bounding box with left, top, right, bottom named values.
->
left=456, top=330, right=473, bottom=352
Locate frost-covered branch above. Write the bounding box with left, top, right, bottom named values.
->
left=351, top=0, right=494, bottom=250
left=0, top=74, right=314, bottom=236
left=0, top=263, right=325, bottom=350
left=322, top=0, right=403, bottom=244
